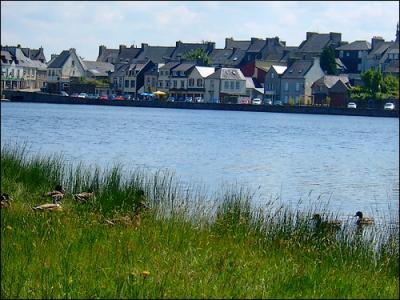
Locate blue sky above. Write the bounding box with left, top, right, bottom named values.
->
left=1, top=1, right=399, bottom=61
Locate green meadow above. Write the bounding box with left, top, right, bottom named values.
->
left=1, top=144, right=398, bottom=299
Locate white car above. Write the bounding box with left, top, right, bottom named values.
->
left=252, top=98, right=262, bottom=105
left=347, top=102, right=357, bottom=109
left=78, top=93, right=88, bottom=98
left=384, top=102, right=395, bottom=110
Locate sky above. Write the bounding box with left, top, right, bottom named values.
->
left=1, top=1, right=399, bottom=61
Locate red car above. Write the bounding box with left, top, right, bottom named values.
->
left=113, top=96, right=125, bottom=101
left=99, top=95, right=108, bottom=100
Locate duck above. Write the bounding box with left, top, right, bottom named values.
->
left=73, top=187, right=94, bottom=203
left=1, top=193, right=12, bottom=208
left=43, top=184, right=65, bottom=202
left=354, top=211, right=374, bottom=225
left=311, top=214, right=342, bottom=230
left=33, top=196, right=63, bottom=212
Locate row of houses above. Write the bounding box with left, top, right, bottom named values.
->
left=1, top=24, right=399, bottom=105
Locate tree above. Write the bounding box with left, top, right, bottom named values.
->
left=182, top=48, right=210, bottom=66
left=320, top=46, right=337, bottom=75
left=361, top=67, right=383, bottom=96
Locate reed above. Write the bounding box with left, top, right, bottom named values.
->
left=1, top=144, right=398, bottom=299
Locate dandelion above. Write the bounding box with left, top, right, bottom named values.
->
left=142, top=270, right=150, bottom=278
left=6, top=225, right=12, bottom=230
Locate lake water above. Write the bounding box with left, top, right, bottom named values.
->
left=1, top=102, right=399, bottom=223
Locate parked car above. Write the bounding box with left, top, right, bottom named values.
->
left=123, top=94, right=132, bottom=100
left=274, top=100, right=283, bottom=106
left=252, top=98, right=262, bottom=105
left=264, top=99, right=273, bottom=105
left=60, top=91, right=69, bottom=97
left=347, top=102, right=357, bottom=109
left=70, top=93, right=79, bottom=98
left=384, top=102, right=395, bottom=110
left=113, top=95, right=125, bottom=101
left=185, top=97, right=193, bottom=103
left=194, top=97, right=204, bottom=103
left=78, top=93, right=88, bottom=98
left=86, top=94, right=98, bottom=99
left=98, top=95, right=109, bottom=101
left=167, top=96, right=175, bottom=102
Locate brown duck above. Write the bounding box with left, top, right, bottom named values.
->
left=311, top=214, right=342, bottom=230
left=43, top=185, right=65, bottom=202
left=33, top=196, right=63, bottom=212
left=1, top=193, right=12, bottom=209
left=354, top=211, right=374, bottom=225
left=74, top=187, right=94, bottom=202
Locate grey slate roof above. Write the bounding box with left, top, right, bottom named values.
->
left=118, top=47, right=141, bottom=63
left=171, top=63, right=195, bottom=73
left=97, top=48, right=119, bottom=63
left=312, top=75, right=349, bottom=89
left=281, top=60, right=313, bottom=78
left=225, top=39, right=251, bottom=50
left=368, top=42, right=392, bottom=57
left=47, top=50, right=70, bottom=68
left=84, top=61, right=114, bottom=76
left=336, top=41, right=371, bottom=51
left=112, top=63, right=130, bottom=77
left=247, top=39, right=266, bottom=53
left=170, top=43, right=211, bottom=59
left=135, top=46, right=175, bottom=64
left=206, top=68, right=245, bottom=80
left=159, top=61, right=180, bottom=71
left=1, top=50, right=13, bottom=63
left=298, top=33, right=332, bottom=53
left=208, top=48, right=234, bottom=65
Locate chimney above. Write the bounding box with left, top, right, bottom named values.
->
left=329, top=32, right=342, bottom=46
left=99, top=45, right=106, bottom=57
left=225, top=37, right=233, bottom=49
left=251, top=37, right=259, bottom=44
left=306, top=32, right=317, bottom=40
left=119, top=44, right=126, bottom=51
left=141, top=43, right=149, bottom=50
left=207, top=42, right=215, bottom=53
left=69, top=48, right=76, bottom=53
left=176, top=41, right=182, bottom=47
left=371, top=36, right=384, bottom=49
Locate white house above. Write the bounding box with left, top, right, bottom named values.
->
left=204, top=68, right=246, bottom=103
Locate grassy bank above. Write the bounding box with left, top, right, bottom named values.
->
left=1, top=144, right=399, bottom=299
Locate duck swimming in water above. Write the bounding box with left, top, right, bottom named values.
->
left=311, top=214, right=342, bottom=230
left=354, top=211, right=374, bottom=225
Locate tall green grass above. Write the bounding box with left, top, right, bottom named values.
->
left=1, top=144, right=399, bottom=299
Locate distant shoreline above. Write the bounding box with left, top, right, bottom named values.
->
left=3, top=90, right=399, bottom=118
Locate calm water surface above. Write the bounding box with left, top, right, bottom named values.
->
left=1, top=102, right=399, bottom=222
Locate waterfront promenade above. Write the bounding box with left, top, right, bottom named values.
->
left=4, top=90, right=399, bottom=118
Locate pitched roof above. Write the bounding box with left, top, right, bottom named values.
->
left=171, top=62, right=195, bottom=72
left=224, top=39, right=251, bottom=50
left=336, top=40, right=371, bottom=51
left=112, top=63, right=130, bottom=77
left=170, top=43, right=211, bottom=59
left=206, top=68, right=245, bottom=80
left=298, top=33, right=331, bottom=53
left=281, top=60, right=313, bottom=78
left=159, top=61, right=180, bottom=71
left=47, top=50, right=70, bottom=68
left=312, top=75, right=349, bottom=89
left=84, top=61, right=114, bottom=76
left=118, top=47, right=141, bottom=63
left=368, top=42, right=392, bottom=57
left=97, top=48, right=119, bottom=63
left=195, top=66, right=215, bottom=78
left=135, top=46, right=175, bottom=64
left=208, top=48, right=234, bottom=65
left=247, top=39, right=266, bottom=53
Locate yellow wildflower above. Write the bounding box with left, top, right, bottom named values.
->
left=6, top=225, right=12, bottom=230
left=142, top=271, right=150, bottom=278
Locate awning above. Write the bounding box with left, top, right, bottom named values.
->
left=153, top=91, right=167, bottom=96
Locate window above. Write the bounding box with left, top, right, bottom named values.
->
left=224, top=81, right=229, bottom=89
left=284, top=95, right=288, bottom=102
left=165, top=80, right=169, bottom=87
left=71, top=60, right=75, bottom=67
left=295, top=83, right=300, bottom=91
left=230, top=81, right=234, bottom=89
left=358, top=51, right=362, bottom=59
left=158, top=80, right=163, bottom=88
left=236, top=81, right=240, bottom=90
left=284, top=82, right=289, bottom=91
left=271, top=72, right=274, bottom=79
left=346, top=52, right=350, bottom=57
left=125, top=80, right=129, bottom=88
left=210, top=80, right=214, bottom=88
left=173, top=80, right=177, bottom=88
left=197, top=79, right=202, bottom=87
left=131, top=80, right=135, bottom=88
left=189, top=78, right=194, bottom=87
left=339, top=51, right=343, bottom=58
left=295, top=95, right=299, bottom=102
left=357, top=64, right=361, bottom=71
left=180, top=80, right=184, bottom=88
